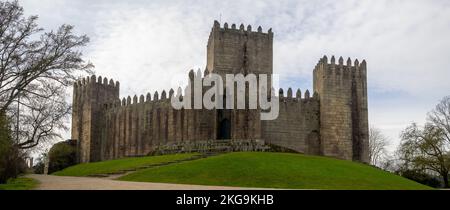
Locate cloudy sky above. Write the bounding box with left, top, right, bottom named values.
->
left=19, top=0, right=450, bottom=152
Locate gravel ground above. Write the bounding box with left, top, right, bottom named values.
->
left=26, top=174, right=268, bottom=190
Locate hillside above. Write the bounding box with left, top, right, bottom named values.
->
left=53, top=153, right=198, bottom=177
left=118, top=152, right=431, bottom=190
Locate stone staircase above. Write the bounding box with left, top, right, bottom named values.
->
left=149, top=139, right=270, bottom=155
left=87, top=152, right=221, bottom=179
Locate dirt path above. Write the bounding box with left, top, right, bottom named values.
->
left=27, top=174, right=267, bottom=190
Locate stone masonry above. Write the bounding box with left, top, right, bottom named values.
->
left=71, top=21, right=369, bottom=163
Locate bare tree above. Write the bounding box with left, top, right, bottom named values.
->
left=378, top=154, right=398, bottom=172
left=0, top=1, right=92, bottom=150
left=428, top=96, right=450, bottom=144
left=369, top=126, right=390, bottom=167
left=14, top=82, right=70, bottom=149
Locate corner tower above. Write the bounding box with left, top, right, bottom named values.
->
left=206, top=20, right=273, bottom=77
left=72, top=75, right=119, bottom=163
left=313, top=56, right=369, bottom=163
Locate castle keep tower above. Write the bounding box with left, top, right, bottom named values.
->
left=206, top=21, right=273, bottom=140
left=72, top=76, right=119, bottom=162
left=313, top=56, right=369, bottom=162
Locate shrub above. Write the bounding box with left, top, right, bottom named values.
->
left=0, top=112, right=26, bottom=183
left=48, top=140, right=77, bottom=174
left=399, top=169, right=442, bottom=188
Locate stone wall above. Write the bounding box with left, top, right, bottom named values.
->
left=262, top=89, right=320, bottom=155
left=95, top=70, right=265, bottom=161
left=72, top=70, right=271, bottom=162
left=99, top=87, right=218, bottom=160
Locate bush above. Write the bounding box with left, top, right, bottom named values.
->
left=33, top=161, right=45, bottom=174
left=0, top=112, right=26, bottom=183
left=399, top=169, right=442, bottom=188
left=0, top=113, right=11, bottom=183
left=48, top=140, right=77, bottom=174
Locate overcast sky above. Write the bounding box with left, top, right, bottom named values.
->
left=19, top=0, right=450, bottom=152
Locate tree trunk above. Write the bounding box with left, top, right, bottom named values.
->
left=443, top=173, right=449, bottom=188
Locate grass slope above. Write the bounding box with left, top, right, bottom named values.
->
left=53, top=153, right=198, bottom=177
left=119, top=152, right=431, bottom=190
left=0, top=177, right=38, bottom=190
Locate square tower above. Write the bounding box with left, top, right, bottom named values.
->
left=206, top=21, right=272, bottom=141
left=206, top=20, right=273, bottom=77
left=313, top=56, right=369, bottom=163
left=72, top=75, right=120, bottom=163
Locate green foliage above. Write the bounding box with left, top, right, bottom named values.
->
left=0, top=112, right=25, bottom=183
left=0, top=177, right=38, bottom=190
left=399, top=169, right=442, bottom=188
left=0, top=112, right=11, bottom=183
left=119, top=152, right=432, bottom=190
left=33, top=161, right=44, bottom=174
left=48, top=140, right=77, bottom=174
left=53, top=153, right=198, bottom=177
left=398, top=122, right=450, bottom=188
left=397, top=96, right=450, bottom=188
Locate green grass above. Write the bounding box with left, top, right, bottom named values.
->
left=118, top=152, right=432, bottom=190
left=53, top=153, right=198, bottom=177
left=0, top=177, right=39, bottom=190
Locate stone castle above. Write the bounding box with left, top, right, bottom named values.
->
left=71, top=21, right=369, bottom=163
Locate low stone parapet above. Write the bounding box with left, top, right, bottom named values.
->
left=142, top=139, right=270, bottom=156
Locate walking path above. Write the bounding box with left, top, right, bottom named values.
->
left=87, top=152, right=220, bottom=179
left=27, top=174, right=268, bottom=190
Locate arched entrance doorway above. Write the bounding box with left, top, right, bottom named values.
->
left=218, top=118, right=231, bottom=139
left=217, top=92, right=231, bottom=140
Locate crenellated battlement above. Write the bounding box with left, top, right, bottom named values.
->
left=316, top=55, right=366, bottom=68
left=277, top=88, right=318, bottom=103
left=102, top=68, right=205, bottom=111
left=74, top=75, right=120, bottom=89
left=104, top=90, right=174, bottom=110
left=313, top=55, right=367, bottom=80
left=212, top=20, right=273, bottom=36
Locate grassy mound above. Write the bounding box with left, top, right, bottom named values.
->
left=119, top=152, right=431, bottom=190
left=53, top=153, right=198, bottom=177
left=0, top=177, right=38, bottom=190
